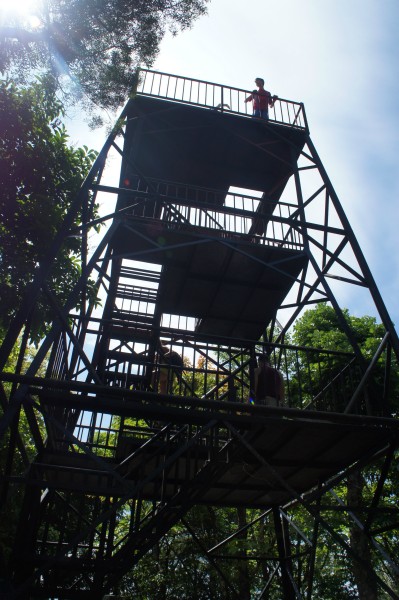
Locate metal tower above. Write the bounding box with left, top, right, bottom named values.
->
left=1, top=70, right=399, bottom=599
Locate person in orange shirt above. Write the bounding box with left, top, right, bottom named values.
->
left=153, top=341, right=184, bottom=395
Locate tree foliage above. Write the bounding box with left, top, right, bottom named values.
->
left=292, top=303, right=386, bottom=358
left=0, top=76, right=98, bottom=343
left=0, top=0, right=209, bottom=115
left=289, top=303, right=399, bottom=415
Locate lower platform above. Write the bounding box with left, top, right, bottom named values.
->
left=36, top=390, right=399, bottom=509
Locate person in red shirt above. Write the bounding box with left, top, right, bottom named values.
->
left=245, top=77, right=277, bottom=120
left=253, top=355, right=285, bottom=406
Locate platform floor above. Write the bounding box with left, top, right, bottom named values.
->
left=37, top=391, right=399, bottom=509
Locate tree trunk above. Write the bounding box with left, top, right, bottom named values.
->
left=347, top=471, right=378, bottom=600
left=236, top=507, right=251, bottom=600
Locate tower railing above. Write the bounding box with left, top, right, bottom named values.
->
left=45, top=325, right=371, bottom=419
left=25, top=334, right=375, bottom=462
left=119, top=175, right=304, bottom=250
left=136, top=69, right=308, bottom=131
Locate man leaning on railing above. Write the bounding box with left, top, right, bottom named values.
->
left=244, top=77, right=278, bottom=120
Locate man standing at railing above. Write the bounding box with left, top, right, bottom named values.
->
left=253, top=354, right=285, bottom=406
left=245, top=78, right=277, bottom=120
left=153, top=340, right=184, bottom=395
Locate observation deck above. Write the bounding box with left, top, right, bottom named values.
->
left=5, top=71, right=399, bottom=600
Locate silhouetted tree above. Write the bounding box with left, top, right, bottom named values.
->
left=0, top=0, right=209, bottom=116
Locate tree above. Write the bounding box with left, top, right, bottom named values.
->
left=290, top=303, right=397, bottom=415
left=0, top=0, right=209, bottom=116
left=292, top=304, right=386, bottom=360
left=0, top=329, right=49, bottom=583
left=0, top=76, right=98, bottom=343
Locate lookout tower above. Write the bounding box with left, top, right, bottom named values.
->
left=1, top=71, right=399, bottom=599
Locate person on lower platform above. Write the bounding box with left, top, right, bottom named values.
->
left=155, top=341, right=184, bottom=395
left=253, top=354, right=285, bottom=407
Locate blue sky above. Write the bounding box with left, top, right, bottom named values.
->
left=69, top=0, right=399, bottom=328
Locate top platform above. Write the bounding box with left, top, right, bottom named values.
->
left=135, top=69, right=308, bottom=132
left=122, top=69, right=309, bottom=195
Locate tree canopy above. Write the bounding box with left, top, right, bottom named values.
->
left=290, top=302, right=398, bottom=415
left=0, top=0, right=209, bottom=115
left=0, top=76, right=98, bottom=343
left=292, top=303, right=386, bottom=358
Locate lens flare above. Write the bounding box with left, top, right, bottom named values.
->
left=0, top=0, right=42, bottom=28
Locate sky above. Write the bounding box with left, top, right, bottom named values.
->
left=68, top=0, right=399, bottom=329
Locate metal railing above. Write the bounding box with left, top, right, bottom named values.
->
left=136, top=69, right=308, bottom=131
left=53, top=339, right=367, bottom=459
left=119, top=175, right=304, bottom=251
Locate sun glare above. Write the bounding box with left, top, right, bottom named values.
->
left=0, top=0, right=42, bottom=28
